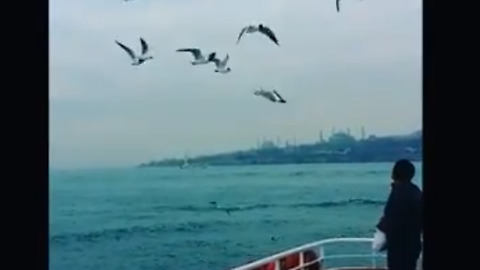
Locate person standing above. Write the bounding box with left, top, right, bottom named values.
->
left=377, top=159, right=423, bottom=270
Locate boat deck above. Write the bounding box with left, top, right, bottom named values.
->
left=230, top=238, right=422, bottom=270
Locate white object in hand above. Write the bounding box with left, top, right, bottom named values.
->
left=372, top=229, right=387, bottom=252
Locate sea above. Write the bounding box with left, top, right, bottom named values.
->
left=49, top=162, right=422, bottom=270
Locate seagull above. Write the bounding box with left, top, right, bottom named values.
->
left=254, top=88, right=286, bottom=103
left=115, top=38, right=153, bottom=66
left=176, top=48, right=216, bottom=65
left=210, top=201, right=231, bottom=216
left=211, top=54, right=231, bottom=74
left=237, top=24, right=279, bottom=46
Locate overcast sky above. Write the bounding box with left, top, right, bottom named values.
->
left=49, top=0, right=422, bottom=169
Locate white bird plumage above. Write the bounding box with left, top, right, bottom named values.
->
left=176, top=48, right=216, bottom=65
left=237, top=24, right=279, bottom=46
left=253, top=88, right=286, bottom=103
left=115, top=38, right=153, bottom=66
left=211, top=54, right=231, bottom=74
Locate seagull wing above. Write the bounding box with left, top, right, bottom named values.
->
left=207, top=52, right=216, bottom=62
left=255, top=89, right=276, bottom=102
left=236, top=26, right=248, bottom=44
left=220, top=54, right=229, bottom=67
left=336, top=0, right=341, bottom=12
left=264, top=91, right=277, bottom=102
left=176, top=48, right=203, bottom=60
left=115, top=40, right=136, bottom=60
left=140, top=38, right=149, bottom=55
left=259, top=26, right=279, bottom=45
left=211, top=57, right=221, bottom=67
left=273, top=90, right=286, bottom=103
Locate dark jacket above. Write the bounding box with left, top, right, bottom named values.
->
left=377, top=182, right=423, bottom=254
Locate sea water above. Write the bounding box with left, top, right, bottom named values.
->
left=49, top=162, right=422, bottom=270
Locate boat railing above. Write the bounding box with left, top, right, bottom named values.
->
left=229, top=237, right=422, bottom=270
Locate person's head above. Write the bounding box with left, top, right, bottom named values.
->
left=391, top=159, right=415, bottom=183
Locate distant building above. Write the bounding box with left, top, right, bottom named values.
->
left=318, top=130, right=324, bottom=144
left=261, top=140, right=276, bottom=150
left=329, top=132, right=357, bottom=146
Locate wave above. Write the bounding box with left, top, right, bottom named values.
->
left=50, top=199, right=384, bottom=246
left=50, top=221, right=230, bottom=245
left=287, top=171, right=317, bottom=177
left=153, top=198, right=385, bottom=213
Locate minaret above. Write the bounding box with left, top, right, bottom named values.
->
left=361, top=126, right=366, bottom=140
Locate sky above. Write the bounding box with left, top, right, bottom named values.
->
left=49, top=0, right=422, bottom=169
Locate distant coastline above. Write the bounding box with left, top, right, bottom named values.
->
left=138, top=130, right=422, bottom=168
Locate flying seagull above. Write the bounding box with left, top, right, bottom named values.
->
left=115, top=38, right=153, bottom=65
left=254, top=88, right=286, bottom=103
left=176, top=48, right=216, bottom=65
left=209, top=201, right=231, bottom=216
left=237, top=24, right=279, bottom=46
left=211, top=54, right=231, bottom=74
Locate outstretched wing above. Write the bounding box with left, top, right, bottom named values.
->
left=255, top=89, right=276, bottom=102
left=140, top=38, right=149, bottom=55
left=259, top=26, right=279, bottom=45
left=210, top=57, right=221, bottom=67
left=264, top=91, right=277, bottom=102
left=236, top=26, right=248, bottom=44
left=273, top=90, right=286, bottom=103
left=176, top=48, right=202, bottom=59
left=336, top=0, right=341, bottom=12
left=220, top=54, right=229, bottom=67
left=115, top=40, right=136, bottom=60
left=207, top=52, right=216, bottom=62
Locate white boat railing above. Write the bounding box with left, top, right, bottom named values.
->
left=229, top=237, right=422, bottom=270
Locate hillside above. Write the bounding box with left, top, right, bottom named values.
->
left=139, top=130, right=422, bottom=168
